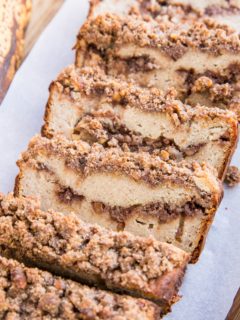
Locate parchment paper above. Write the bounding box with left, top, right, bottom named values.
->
left=0, top=1, right=239, bottom=319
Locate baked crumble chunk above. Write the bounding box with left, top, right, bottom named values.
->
left=224, top=165, right=240, bottom=187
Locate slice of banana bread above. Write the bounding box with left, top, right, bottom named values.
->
left=75, top=14, right=240, bottom=119
left=0, top=193, right=189, bottom=312
left=15, top=135, right=223, bottom=262
left=0, top=255, right=160, bottom=319
left=42, top=65, right=238, bottom=180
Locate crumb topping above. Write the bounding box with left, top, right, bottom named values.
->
left=0, top=255, right=159, bottom=319
left=0, top=194, right=189, bottom=305
left=90, top=0, right=240, bottom=25
left=77, top=14, right=240, bottom=57
left=138, top=0, right=240, bottom=19
left=55, top=65, right=237, bottom=122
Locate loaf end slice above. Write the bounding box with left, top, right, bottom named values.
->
left=0, top=255, right=160, bottom=319
left=0, top=193, right=190, bottom=312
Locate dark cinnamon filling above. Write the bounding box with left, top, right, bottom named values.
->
left=180, top=64, right=240, bottom=99
left=91, top=200, right=205, bottom=225
left=55, top=185, right=206, bottom=225
left=83, top=46, right=240, bottom=108
left=54, top=184, right=208, bottom=242
left=124, top=55, right=159, bottom=72
left=36, top=162, right=50, bottom=171
left=74, top=115, right=230, bottom=160
left=83, top=45, right=240, bottom=89
left=86, top=46, right=159, bottom=73
left=74, top=117, right=185, bottom=159
left=185, top=66, right=240, bottom=87
left=205, top=5, right=240, bottom=16
left=57, top=187, right=84, bottom=204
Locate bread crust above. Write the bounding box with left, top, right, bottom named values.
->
left=0, top=0, right=32, bottom=103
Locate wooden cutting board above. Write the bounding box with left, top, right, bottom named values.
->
left=0, top=0, right=64, bottom=103
left=24, top=0, right=64, bottom=57
left=0, top=0, right=31, bottom=103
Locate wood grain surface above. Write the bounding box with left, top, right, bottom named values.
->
left=227, top=289, right=240, bottom=320
left=24, top=0, right=64, bottom=56
left=0, top=0, right=32, bottom=103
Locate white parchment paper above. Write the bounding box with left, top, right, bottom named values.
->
left=0, top=1, right=239, bottom=319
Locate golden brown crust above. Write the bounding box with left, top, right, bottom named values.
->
left=0, top=193, right=189, bottom=310
left=0, top=0, right=32, bottom=103
left=190, top=205, right=220, bottom=262
left=0, top=255, right=160, bottom=319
